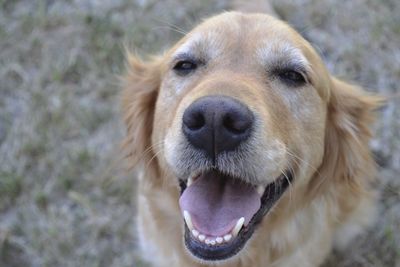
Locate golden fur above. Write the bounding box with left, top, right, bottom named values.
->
left=122, top=12, right=382, bottom=267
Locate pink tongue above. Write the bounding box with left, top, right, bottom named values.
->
left=179, top=171, right=261, bottom=237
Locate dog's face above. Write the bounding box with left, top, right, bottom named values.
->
left=154, top=13, right=329, bottom=261
left=123, top=12, right=381, bottom=263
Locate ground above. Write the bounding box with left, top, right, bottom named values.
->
left=0, top=0, right=399, bottom=266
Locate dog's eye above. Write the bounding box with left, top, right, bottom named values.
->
left=173, top=60, right=197, bottom=76
left=277, top=70, right=306, bottom=87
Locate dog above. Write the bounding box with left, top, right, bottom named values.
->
left=122, top=10, right=382, bottom=267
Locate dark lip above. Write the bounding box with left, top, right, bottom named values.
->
left=179, top=170, right=294, bottom=261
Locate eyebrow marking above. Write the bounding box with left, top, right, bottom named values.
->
left=173, top=33, right=203, bottom=58
left=173, top=52, right=196, bottom=62
left=257, top=40, right=311, bottom=73
left=172, top=30, right=223, bottom=62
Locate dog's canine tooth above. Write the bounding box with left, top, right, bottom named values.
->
left=183, top=210, right=194, bottom=231
left=257, top=185, right=265, bottom=196
left=223, top=234, right=232, bottom=242
left=191, top=229, right=199, bottom=237
left=232, top=217, right=245, bottom=237
left=216, top=237, right=223, bottom=244
left=187, top=177, right=193, bottom=187
left=198, top=234, right=205, bottom=241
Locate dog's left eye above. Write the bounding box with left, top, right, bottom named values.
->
left=173, top=60, right=197, bottom=76
left=277, top=70, right=307, bottom=87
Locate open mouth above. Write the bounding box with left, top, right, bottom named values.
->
left=178, top=169, right=293, bottom=261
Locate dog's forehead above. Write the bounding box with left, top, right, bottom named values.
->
left=173, top=31, right=224, bottom=59
left=172, top=12, right=309, bottom=66
left=167, top=12, right=331, bottom=101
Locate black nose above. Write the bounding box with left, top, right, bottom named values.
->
left=182, top=95, right=254, bottom=160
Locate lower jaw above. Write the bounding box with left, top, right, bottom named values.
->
left=182, top=170, right=294, bottom=261
left=184, top=224, right=250, bottom=261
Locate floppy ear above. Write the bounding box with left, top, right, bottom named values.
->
left=311, top=77, right=384, bottom=194
left=122, top=53, right=161, bottom=171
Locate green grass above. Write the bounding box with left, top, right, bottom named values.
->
left=0, top=171, right=22, bottom=210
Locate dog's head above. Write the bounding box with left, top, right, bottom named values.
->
left=123, top=12, right=382, bottom=262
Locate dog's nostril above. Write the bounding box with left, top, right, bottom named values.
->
left=222, top=114, right=249, bottom=134
left=183, top=111, right=205, bottom=130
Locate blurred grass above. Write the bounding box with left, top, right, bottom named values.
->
left=0, top=172, right=22, bottom=211
left=0, top=0, right=399, bottom=266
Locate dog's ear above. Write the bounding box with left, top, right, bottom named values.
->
left=122, top=53, right=161, bottom=171
left=312, top=77, right=384, bottom=194
left=328, top=78, right=383, bottom=148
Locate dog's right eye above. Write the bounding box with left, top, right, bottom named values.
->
left=173, top=60, right=197, bottom=76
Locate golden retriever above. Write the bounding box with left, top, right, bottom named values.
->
left=122, top=10, right=382, bottom=267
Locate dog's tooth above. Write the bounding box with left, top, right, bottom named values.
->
left=210, top=239, right=216, bottom=245
left=216, top=237, right=223, bottom=244
left=256, top=185, right=265, bottom=196
left=232, top=217, right=245, bottom=237
left=183, top=210, right=194, bottom=231
left=223, top=234, right=232, bottom=242
left=205, top=239, right=211, bottom=245
left=191, top=229, right=199, bottom=237
left=187, top=177, right=193, bottom=187
left=198, top=234, right=205, bottom=241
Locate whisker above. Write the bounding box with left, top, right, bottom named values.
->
left=152, top=25, right=188, bottom=36
left=284, top=147, right=332, bottom=195
left=153, top=18, right=188, bottom=36
left=144, top=143, right=164, bottom=168
left=285, top=148, right=321, bottom=177
left=131, top=140, right=164, bottom=165
left=281, top=167, right=294, bottom=203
